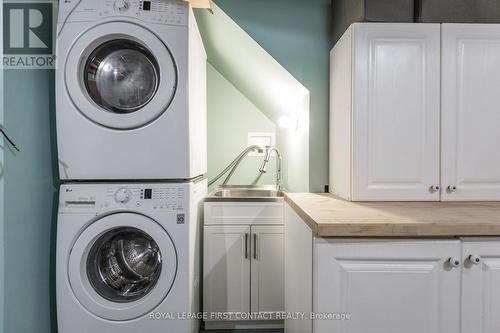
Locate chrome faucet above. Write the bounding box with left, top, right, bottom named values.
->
left=259, top=146, right=283, bottom=191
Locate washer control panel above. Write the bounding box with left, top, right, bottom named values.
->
left=106, top=186, right=186, bottom=210
left=59, top=183, right=188, bottom=213
left=58, top=0, right=189, bottom=26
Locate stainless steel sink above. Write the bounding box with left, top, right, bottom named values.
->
left=205, top=185, right=285, bottom=202
left=213, top=189, right=284, bottom=198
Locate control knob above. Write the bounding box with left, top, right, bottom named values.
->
left=115, top=187, right=130, bottom=203
left=113, top=0, right=130, bottom=12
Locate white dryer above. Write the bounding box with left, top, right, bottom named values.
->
left=56, top=0, right=207, bottom=180
left=56, top=180, right=206, bottom=333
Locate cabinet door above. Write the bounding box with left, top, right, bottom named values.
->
left=352, top=23, right=441, bottom=201
left=314, top=239, right=461, bottom=333
left=203, top=225, right=250, bottom=315
left=250, top=226, right=284, bottom=315
left=461, top=239, right=500, bottom=333
left=442, top=24, right=500, bottom=201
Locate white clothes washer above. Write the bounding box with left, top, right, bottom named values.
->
left=56, top=0, right=207, bottom=180
left=56, top=180, right=206, bottom=332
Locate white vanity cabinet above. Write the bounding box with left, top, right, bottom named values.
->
left=461, top=238, right=500, bottom=333
left=314, top=239, right=461, bottom=333
left=284, top=204, right=500, bottom=333
left=250, top=225, right=285, bottom=314
left=314, top=238, right=500, bottom=333
left=203, top=201, right=284, bottom=330
left=203, top=225, right=251, bottom=314
left=330, top=23, right=500, bottom=201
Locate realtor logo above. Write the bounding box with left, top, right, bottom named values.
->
left=2, top=1, right=56, bottom=69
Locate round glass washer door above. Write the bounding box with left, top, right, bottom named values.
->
left=86, top=227, right=162, bottom=303
left=64, top=22, right=177, bottom=129
left=68, top=213, right=177, bottom=321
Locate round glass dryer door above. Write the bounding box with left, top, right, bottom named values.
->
left=64, top=22, right=177, bottom=129
left=68, top=213, right=177, bottom=321
left=84, top=40, right=160, bottom=114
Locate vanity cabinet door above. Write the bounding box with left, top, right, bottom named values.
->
left=461, top=239, right=500, bottom=333
left=441, top=24, right=500, bottom=201
left=203, top=225, right=251, bottom=315
left=314, top=239, right=461, bottom=333
left=250, top=225, right=284, bottom=315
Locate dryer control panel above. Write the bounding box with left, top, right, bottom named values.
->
left=58, top=0, right=189, bottom=26
left=59, top=183, right=188, bottom=214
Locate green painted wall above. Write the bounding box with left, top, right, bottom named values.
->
left=3, top=69, right=57, bottom=333
left=195, top=4, right=310, bottom=192
left=214, top=0, right=332, bottom=192
left=207, top=63, right=277, bottom=188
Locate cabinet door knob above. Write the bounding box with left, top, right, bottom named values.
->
left=430, top=185, right=440, bottom=192
left=468, top=254, right=481, bottom=265
left=447, top=185, right=457, bottom=192
left=447, top=257, right=461, bottom=268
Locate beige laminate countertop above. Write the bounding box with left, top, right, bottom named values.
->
left=284, top=193, right=500, bottom=237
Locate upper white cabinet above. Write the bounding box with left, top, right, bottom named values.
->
left=441, top=24, right=500, bottom=201
left=330, top=23, right=500, bottom=201
left=330, top=23, right=441, bottom=201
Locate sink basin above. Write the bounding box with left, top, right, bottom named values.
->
left=205, top=186, right=284, bottom=202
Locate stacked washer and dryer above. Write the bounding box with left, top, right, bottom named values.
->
left=55, top=0, right=207, bottom=332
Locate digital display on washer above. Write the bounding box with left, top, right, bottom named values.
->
left=142, top=1, right=151, bottom=10
left=144, top=189, right=152, bottom=199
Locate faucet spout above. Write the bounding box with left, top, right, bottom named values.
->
left=260, top=146, right=283, bottom=190
left=259, top=149, right=272, bottom=173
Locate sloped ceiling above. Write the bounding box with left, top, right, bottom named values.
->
left=194, top=3, right=310, bottom=123
left=194, top=3, right=310, bottom=191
